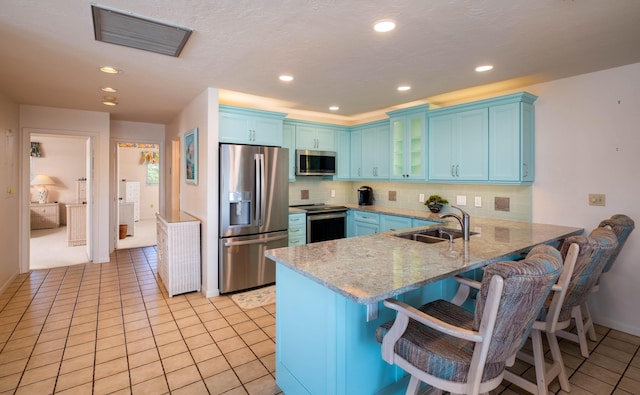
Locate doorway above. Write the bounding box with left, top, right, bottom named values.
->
left=115, top=142, right=160, bottom=249
left=29, top=134, right=92, bottom=270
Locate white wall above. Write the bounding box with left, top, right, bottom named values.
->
left=20, top=105, right=111, bottom=264
left=526, top=63, right=640, bottom=335
left=0, top=92, right=20, bottom=293
left=165, top=88, right=220, bottom=298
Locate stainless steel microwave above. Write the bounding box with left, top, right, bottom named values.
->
left=295, top=149, right=336, bottom=176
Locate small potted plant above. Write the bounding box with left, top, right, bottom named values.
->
left=424, top=194, right=448, bottom=213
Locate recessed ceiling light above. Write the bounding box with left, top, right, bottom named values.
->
left=100, top=66, right=120, bottom=74
left=329, top=106, right=339, bottom=111
left=101, top=87, right=117, bottom=93
left=279, top=75, right=294, bottom=82
left=374, top=20, right=396, bottom=33
left=102, top=96, right=118, bottom=106
left=397, top=85, right=411, bottom=91
left=475, top=65, right=494, bottom=72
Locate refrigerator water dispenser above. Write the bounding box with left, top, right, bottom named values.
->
left=229, top=192, right=251, bottom=225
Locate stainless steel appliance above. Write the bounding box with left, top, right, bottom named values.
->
left=358, top=186, right=373, bottom=205
left=219, top=144, right=289, bottom=293
left=291, top=204, right=347, bottom=243
left=295, top=149, right=337, bottom=176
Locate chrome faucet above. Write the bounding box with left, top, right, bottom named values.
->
left=440, top=205, right=471, bottom=241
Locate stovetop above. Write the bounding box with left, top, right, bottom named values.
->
left=290, top=203, right=348, bottom=213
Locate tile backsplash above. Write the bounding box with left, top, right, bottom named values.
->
left=288, top=178, right=532, bottom=221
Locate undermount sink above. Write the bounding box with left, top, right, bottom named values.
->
left=394, top=227, right=477, bottom=244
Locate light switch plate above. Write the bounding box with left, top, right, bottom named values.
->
left=331, top=189, right=336, bottom=197
left=419, top=193, right=425, bottom=202
left=474, top=196, right=482, bottom=207
left=589, top=193, right=606, bottom=206
left=456, top=195, right=467, bottom=206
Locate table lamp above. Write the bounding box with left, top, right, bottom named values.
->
left=31, top=174, right=55, bottom=204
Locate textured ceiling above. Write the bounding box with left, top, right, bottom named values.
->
left=1, top=0, right=640, bottom=124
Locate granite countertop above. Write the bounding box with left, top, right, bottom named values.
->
left=266, top=216, right=583, bottom=305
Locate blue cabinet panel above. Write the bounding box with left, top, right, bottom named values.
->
left=219, top=105, right=286, bottom=146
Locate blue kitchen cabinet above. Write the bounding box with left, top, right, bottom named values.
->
left=379, top=214, right=412, bottom=232
left=276, top=264, right=458, bottom=395
left=358, top=120, right=390, bottom=179
left=428, top=108, right=488, bottom=182
left=294, top=123, right=335, bottom=151
left=488, top=93, right=537, bottom=183
left=282, top=123, right=296, bottom=181
left=334, top=129, right=351, bottom=180
left=219, top=105, right=286, bottom=146
left=428, top=92, right=537, bottom=184
left=349, top=129, right=363, bottom=179
left=387, top=105, right=427, bottom=180
left=352, top=210, right=380, bottom=236
left=288, top=213, right=306, bottom=246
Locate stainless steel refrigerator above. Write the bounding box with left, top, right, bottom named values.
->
left=219, top=143, right=289, bottom=293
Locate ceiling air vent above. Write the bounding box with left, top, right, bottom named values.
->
left=91, top=5, right=192, bottom=57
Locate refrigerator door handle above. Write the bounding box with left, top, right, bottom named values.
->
left=223, top=234, right=288, bottom=247
left=255, top=153, right=265, bottom=227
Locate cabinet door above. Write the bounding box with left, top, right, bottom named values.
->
left=354, top=221, right=379, bottom=236
left=220, top=112, right=253, bottom=144
left=379, top=215, right=412, bottom=232
left=390, top=114, right=425, bottom=180
left=457, top=109, right=488, bottom=181
left=315, top=127, right=335, bottom=151
left=428, top=109, right=487, bottom=181
left=282, top=124, right=296, bottom=181
left=220, top=109, right=283, bottom=146
left=295, top=125, right=317, bottom=149
left=488, top=101, right=535, bottom=182
left=252, top=117, right=283, bottom=146
left=334, top=130, right=351, bottom=180
left=295, top=125, right=335, bottom=150
left=489, top=103, right=521, bottom=182
left=350, top=130, right=363, bottom=179
left=362, top=126, right=389, bottom=178
left=428, top=115, right=456, bottom=180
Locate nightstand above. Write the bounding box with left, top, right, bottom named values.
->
left=30, top=203, right=60, bottom=230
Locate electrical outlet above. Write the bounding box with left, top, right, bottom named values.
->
left=419, top=193, right=425, bottom=202
left=474, top=196, right=482, bottom=207
left=589, top=193, right=606, bottom=206
left=456, top=195, right=467, bottom=206
left=331, top=189, right=336, bottom=197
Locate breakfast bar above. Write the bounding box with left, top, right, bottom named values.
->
left=265, top=217, right=583, bottom=395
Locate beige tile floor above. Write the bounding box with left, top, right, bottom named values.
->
left=0, top=246, right=639, bottom=394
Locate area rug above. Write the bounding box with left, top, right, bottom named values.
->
left=231, top=285, right=276, bottom=309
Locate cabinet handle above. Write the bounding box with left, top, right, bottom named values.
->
left=523, top=163, right=529, bottom=177
left=451, top=165, right=455, bottom=177
left=456, top=165, right=459, bottom=177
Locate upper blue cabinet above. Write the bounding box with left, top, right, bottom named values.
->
left=387, top=105, right=427, bottom=181
left=219, top=105, right=286, bottom=146
left=429, top=108, right=489, bottom=181
left=427, top=92, right=537, bottom=184
left=351, top=120, right=390, bottom=179
left=293, top=123, right=336, bottom=151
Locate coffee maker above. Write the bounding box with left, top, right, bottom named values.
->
left=358, top=186, right=373, bottom=205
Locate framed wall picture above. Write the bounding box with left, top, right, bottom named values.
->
left=184, top=128, right=198, bottom=184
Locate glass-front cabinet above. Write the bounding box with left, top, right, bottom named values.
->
left=387, top=105, right=427, bottom=180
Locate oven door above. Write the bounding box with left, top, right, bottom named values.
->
left=307, top=212, right=347, bottom=243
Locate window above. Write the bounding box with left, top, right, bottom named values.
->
left=146, top=163, right=159, bottom=184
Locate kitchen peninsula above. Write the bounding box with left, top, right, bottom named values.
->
left=265, top=216, right=582, bottom=395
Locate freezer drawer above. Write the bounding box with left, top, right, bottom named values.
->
left=219, top=230, right=288, bottom=293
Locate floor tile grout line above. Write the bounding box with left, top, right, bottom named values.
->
left=119, top=247, right=173, bottom=392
